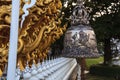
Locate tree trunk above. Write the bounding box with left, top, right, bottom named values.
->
left=104, top=38, right=112, bottom=65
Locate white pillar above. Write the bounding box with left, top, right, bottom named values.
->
left=7, top=0, right=20, bottom=80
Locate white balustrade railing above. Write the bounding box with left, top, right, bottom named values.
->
left=11, top=57, right=77, bottom=80
left=0, top=57, right=78, bottom=80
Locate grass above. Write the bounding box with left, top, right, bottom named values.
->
left=86, top=74, right=114, bottom=80
left=85, top=57, right=114, bottom=80
left=86, top=57, right=104, bottom=69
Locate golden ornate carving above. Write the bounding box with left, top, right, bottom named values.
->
left=0, top=0, right=67, bottom=75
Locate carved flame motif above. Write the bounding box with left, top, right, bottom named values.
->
left=0, top=0, right=67, bottom=75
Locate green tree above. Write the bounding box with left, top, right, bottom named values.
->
left=88, top=0, right=120, bottom=64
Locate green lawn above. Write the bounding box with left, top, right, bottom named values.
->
left=86, top=74, right=114, bottom=80
left=85, top=57, right=115, bottom=80
left=86, top=57, right=103, bottom=69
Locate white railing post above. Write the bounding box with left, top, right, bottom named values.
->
left=7, top=0, right=20, bottom=80
left=16, top=57, right=78, bottom=80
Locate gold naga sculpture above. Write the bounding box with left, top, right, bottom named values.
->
left=0, top=0, right=67, bottom=75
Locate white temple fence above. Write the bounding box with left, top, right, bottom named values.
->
left=0, top=57, right=78, bottom=80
